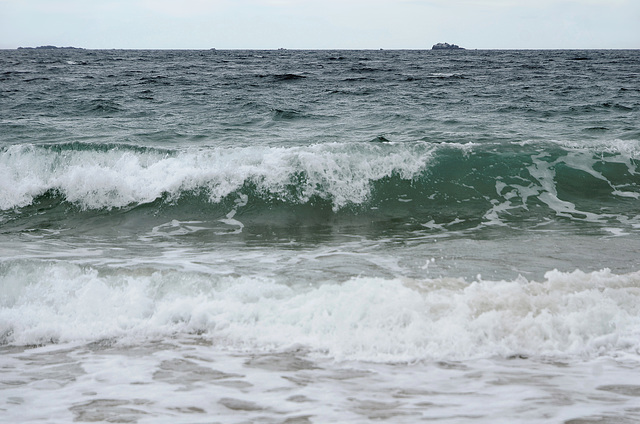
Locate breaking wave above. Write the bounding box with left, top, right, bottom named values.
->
left=1, top=259, right=639, bottom=362
left=1, top=140, right=638, bottom=231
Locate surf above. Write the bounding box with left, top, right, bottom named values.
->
left=1, top=258, right=639, bottom=363
left=1, top=140, right=638, bottom=236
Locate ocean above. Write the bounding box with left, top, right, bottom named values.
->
left=1, top=48, right=639, bottom=423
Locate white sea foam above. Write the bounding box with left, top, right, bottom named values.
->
left=0, top=142, right=432, bottom=211
left=527, top=153, right=617, bottom=224
left=2, top=260, right=639, bottom=362
left=554, top=138, right=640, bottom=159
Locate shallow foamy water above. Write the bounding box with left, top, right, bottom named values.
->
left=2, top=255, right=640, bottom=423
left=3, top=340, right=640, bottom=424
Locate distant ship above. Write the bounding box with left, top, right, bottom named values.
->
left=432, top=43, right=464, bottom=50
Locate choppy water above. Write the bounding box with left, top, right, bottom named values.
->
left=1, top=49, right=640, bottom=423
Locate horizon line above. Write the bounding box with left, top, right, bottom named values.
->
left=4, top=46, right=639, bottom=51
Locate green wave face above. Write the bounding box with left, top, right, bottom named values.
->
left=1, top=140, right=639, bottom=237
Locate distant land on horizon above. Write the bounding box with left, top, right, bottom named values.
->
left=432, top=42, right=464, bottom=50
left=17, top=45, right=84, bottom=50
left=9, top=45, right=638, bottom=51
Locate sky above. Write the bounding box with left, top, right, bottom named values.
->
left=1, top=0, right=639, bottom=49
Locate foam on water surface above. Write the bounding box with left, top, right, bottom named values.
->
left=1, top=140, right=638, bottom=239
left=1, top=48, right=639, bottom=423
left=2, top=260, right=640, bottom=363
left=0, top=142, right=432, bottom=211
left=2, top=335, right=640, bottom=423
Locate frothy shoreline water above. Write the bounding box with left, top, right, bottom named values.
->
left=2, top=259, right=639, bottom=363
left=3, top=338, right=639, bottom=424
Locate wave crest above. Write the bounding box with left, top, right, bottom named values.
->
left=1, top=141, right=638, bottom=233
left=0, top=142, right=432, bottom=211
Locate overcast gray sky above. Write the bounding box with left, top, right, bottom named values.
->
left=1, top=0, right=638, bottom=49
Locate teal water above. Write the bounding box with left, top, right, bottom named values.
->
left=1, top=49, right=640, bottom=423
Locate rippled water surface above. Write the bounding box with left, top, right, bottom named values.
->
left=1, top=49, right=640, bottom=422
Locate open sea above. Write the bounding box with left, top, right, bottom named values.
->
left=1, top=48, right=640, bottom=423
